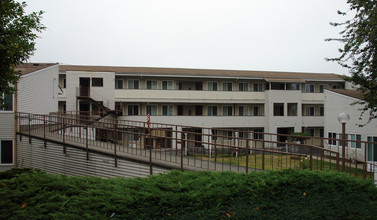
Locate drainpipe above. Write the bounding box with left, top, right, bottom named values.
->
left=14, top=84, right=18, bottom=168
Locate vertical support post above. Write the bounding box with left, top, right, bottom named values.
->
left=149, top=127, right=153, bottom=175
left=336, top=153, right=340, bottom=172
left=364, top=142, right=367, bottom=179
left=180, top=132, right=184, bottom=171
left=114, top=120, right=118, bottom=168
left=43, top=115, right=46, bottom=148
left=262, top=140, right=265, bottom=170
left=245, top=138, right=249, bottom=173
left=28, top=114, right=31, bottom=144
left=86, top=123, right=89, bottom=160
left=309, top=145, right=313, bottom=170
left=341, top=122, right=346, bottom=172
left=63, top=117, right=66, bottom=154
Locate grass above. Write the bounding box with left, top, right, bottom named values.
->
left=189, top=153, right=373, bottom=179
left=1, top=168, right=376, bottom=219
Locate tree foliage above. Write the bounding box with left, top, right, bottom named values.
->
left=327, top=0, right=377, bottom=122
left=0, top=0, right=45, bottom=107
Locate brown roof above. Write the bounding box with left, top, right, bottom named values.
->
left=16, top=63, right=58, bottom=75
left=59, top=65, right=342, bottom=81
left=327, top=89, right=365, bottom=100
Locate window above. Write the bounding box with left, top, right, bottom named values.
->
left=319, top=84, right=328, bottom=93
left=146, top=105, right=157, bottom=115
left=287, top=103, right=297, bottom=116
left=328, top=132, right=337, bottom=145
left=288, top=83, right=300, bottom=90
left=319, top=128, right=324, bottom=138
left=162, top=81, right=173, bottom=90
left=239, top=82, right=248, bottom=91
left=223, top=130, right=233, bottom=140
left=128, top=129, right=140, bottom=142
left=332, top=84, right=342, bottom=89
left=339, top=134, right=348, bottom=147
left=253, top=128, right=264, bottom=140
left=211, top=129, right=218, bottom=141
left=63, top=78, right=66, bottom=88
left=320, top=106, right=324, bottom=116
left=273, top=103, right=284, bottom=116
left=222, top=82, right=233, bottom=91
left=207, top=82, right=218, bottom=91
left=253, top=83, right=263, bottom=91
left=367, top=136, right=377, bottom=161
left=0, top=93, right=13, bottom=111
left=127, top=105, right=139, bottom=115
left=223, top=106, right=233, bottom=116
left=305, top=84, right=315, bottom=93
left=239, top=106, right=248, bottom=116
left=351, top=134, right=362, bottom=149
left=252, top=105, right=264, bottom=116
left=147, top=80, right=158, bottom=90
left=239, top=129, right=249, bottom=139
left=92, top=78, right=103, bottom=87
left=162, top=105, right=174, bottom=116
left=115, top=79, right=123, bottom=89
left=0, top=140, right=13, bottom=164
left=127, top=80, right=139, bottom=89
left=304, top=106, right=315, bottom=116
left=207, top=106, right=218, bottom=116
left=303, top=128, right=315, bottom=136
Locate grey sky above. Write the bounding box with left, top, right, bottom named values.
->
left=25, top=0, right=351, bottom=75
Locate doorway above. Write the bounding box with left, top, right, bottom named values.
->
left=79, top=77, right=90, bottom=97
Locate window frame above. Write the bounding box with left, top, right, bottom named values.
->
left=0, top=140, right=13, bottom=165
left=115, top=79, right=124, bottom=89
left=207, top=106, right=218, bottom=116
left=238, top=82, right=249, bottom=91
left=127, top=79, right=139, bottom=89
left=222, top=82, right=233, bottom=91
left=222, top=106, right=233, bottom=116
left=162, top=105, right=174, bottom=116
left=146, top=105, right=158, bottom=116
left=207, top=81, right=218, bottom=91
left=127, top=105, right=139, bottom=116
left=305, top=84, right=315, bottom=93
left=162, top=80, right=173, bottom=90
left=92, top=78, right=103, bottom=87
left=146, top=80, right=158, bottom=90
left=0, top=93, right=13, bottom=111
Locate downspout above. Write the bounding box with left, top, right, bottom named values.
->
left=14, top=84, right=18, bottom=168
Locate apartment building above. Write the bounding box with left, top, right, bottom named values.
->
left=324, top=89, right=377, bottom=164
left=0, top=63, right=59, bottom=172
left=58, top=65, right=344, bottom=145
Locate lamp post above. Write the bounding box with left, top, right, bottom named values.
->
left=338, top=112, right=350, bottom=172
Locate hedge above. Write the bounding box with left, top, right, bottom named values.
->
left=0, top=168, right=376, bottom=219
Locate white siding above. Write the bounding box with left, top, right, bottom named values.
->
left=17, top=65, right=59, bottom=114
left=0, top=113, right=14, bottom=139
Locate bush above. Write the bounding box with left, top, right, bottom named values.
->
left=0, top=169, right=376, bottom=219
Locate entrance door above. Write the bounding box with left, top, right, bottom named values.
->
left=79, top=77, right=90, bottom=97
left=277, top=127, right=294, bottom=146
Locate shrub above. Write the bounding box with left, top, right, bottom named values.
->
left=0, top=169, right=376, bottom=219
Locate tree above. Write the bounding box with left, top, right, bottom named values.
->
left=0, top=0, right=45, bottom=107
left=326, top=0, right=377, bottom=122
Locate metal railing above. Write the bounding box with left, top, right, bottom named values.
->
left=17, top=112, right=376, bottom=179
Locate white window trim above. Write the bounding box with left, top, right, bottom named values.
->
left=162, top=80, right=173, bottom=90
left=207, top=81, right=218, bottom=91
left=0, top=93, right=14, bottom=113
left=146, top=80, right=158, bottom=90
left=239, top=82, right=249, bottom=91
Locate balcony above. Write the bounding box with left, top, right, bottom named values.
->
left=301, top=93, right=324, bottom=103
left=115, top=89, right=265, bottom=103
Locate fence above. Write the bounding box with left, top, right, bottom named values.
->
left=17, top=112, right=376, bottom=180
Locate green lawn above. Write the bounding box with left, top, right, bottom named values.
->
left=189, top=153, right=373, bottom=180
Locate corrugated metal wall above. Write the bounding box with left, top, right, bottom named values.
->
left=16, top=135, right=169, bottom=178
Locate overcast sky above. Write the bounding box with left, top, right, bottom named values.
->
left=24, top=0, right=352, bottom=75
